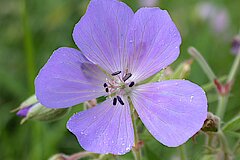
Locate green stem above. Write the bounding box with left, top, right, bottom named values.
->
left=227, top=49, right=240, bottom=83
left=68, top=152, right=96, bottom=160
left=216, top=49, right=240, bottom=120
left=218, top=130, right=232, bottom=159
left=202, top=76, right=227, bottom=92
left=216, top=95, right=229, bottom=120
left=128, top=97, right=142, bottom=160
left=233, top=139, right=240, bottom=155
left=22, top=0, right=35, bottom=93
left=188, top=47, right=216, bottom=82
left=179, top=145, right=187, bottom=160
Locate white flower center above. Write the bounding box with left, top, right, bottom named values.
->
left=103, top=70, right=135, bottom=105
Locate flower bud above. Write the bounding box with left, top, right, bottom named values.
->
left=201, top=112, right=220, bottom=132
left=14, top=95, right=70, bottom=124
left=14, top=95, right=38, bottom=117
left=231, top=35, right=240, bottom=55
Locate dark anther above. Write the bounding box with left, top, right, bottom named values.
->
left=113, top=97, right=117, bottom=105
left=117, top=96, right=124, bottom=105
left=122, top=73, right=132, bottom=82
left=129, top=81, right=135, bottom=87
left=111, top=71, right=121, bottom=76
left=103, top=83, right=108, bottom=87
left=105, top=88, right=109, bottom=92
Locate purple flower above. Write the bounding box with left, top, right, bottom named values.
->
left=35, top=0, right=207, bottom=155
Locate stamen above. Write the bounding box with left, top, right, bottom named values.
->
left=111, top=71, right=121, bottom=76
left=113, top=97, right=117, bottom=105
left=122, top=73, right=132, bottom=82
left=103, top=83, right=108, bottom=87
left=105, top=88, right=109, bottom=92
left=129, top=81, right=135, bottom=87
left=117, top=96, right=124, bottom=105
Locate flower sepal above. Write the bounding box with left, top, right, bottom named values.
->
left=201, top=112, right=220, bottom=133
left=20, top=102, right=70, bottom=124
left=14, top=95, right=70, bottom=124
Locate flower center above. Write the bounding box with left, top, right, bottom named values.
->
left=103, top=70, right=135, bottom=106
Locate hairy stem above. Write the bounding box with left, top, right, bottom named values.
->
left=188, top=47, right=216, bottom=82
left=216, top=95, right=229, bottom=120
left=227, top=50, right=240, bottom=83
left=128, top=97, right=142, bottom=160
left=218, top=130, right=232, bottom=159
left=216, top=49, right=240, bottom=120
left=67, top=152, right=96, bottom=160
left=179, top=145, right=187, bottom=160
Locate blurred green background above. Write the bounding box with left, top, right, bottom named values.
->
left=0, top=0, right=239, bottom=159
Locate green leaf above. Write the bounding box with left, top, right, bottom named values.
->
left=222, top=115, right=240, bottom=132
left=224, top=131, right=240, bottom=138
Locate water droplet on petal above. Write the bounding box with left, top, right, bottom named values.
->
left=190, top=95, right=194, bottom=102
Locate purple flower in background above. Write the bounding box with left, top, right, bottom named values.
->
left=35, top=0, right=207, bottom=155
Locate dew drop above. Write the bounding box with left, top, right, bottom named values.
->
left=190, top=95, right=194, bottom=102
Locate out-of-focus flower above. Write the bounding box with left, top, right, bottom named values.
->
left=15, top=95, right=69, bottom=124
left=231, top=35, right=240, bottom=55
left=35, top=0, right=208, bottom=155
left=195, top=2, right=230, bottom=34
left=139, top=0, right=158, bottom=7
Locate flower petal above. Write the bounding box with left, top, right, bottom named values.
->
left=17, top=106, right=32, bottom=117
left=131, top=80, right=207, bottom=147
left=67, top=99, right=134, bottom=155
left=73, top=0, right=134, bottom=73
left=126, top=8, right=181, bottom=82
left=35, top=47, right=106, bottom=108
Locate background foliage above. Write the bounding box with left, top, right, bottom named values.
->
left=0, top=0, right=239, bottom=159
